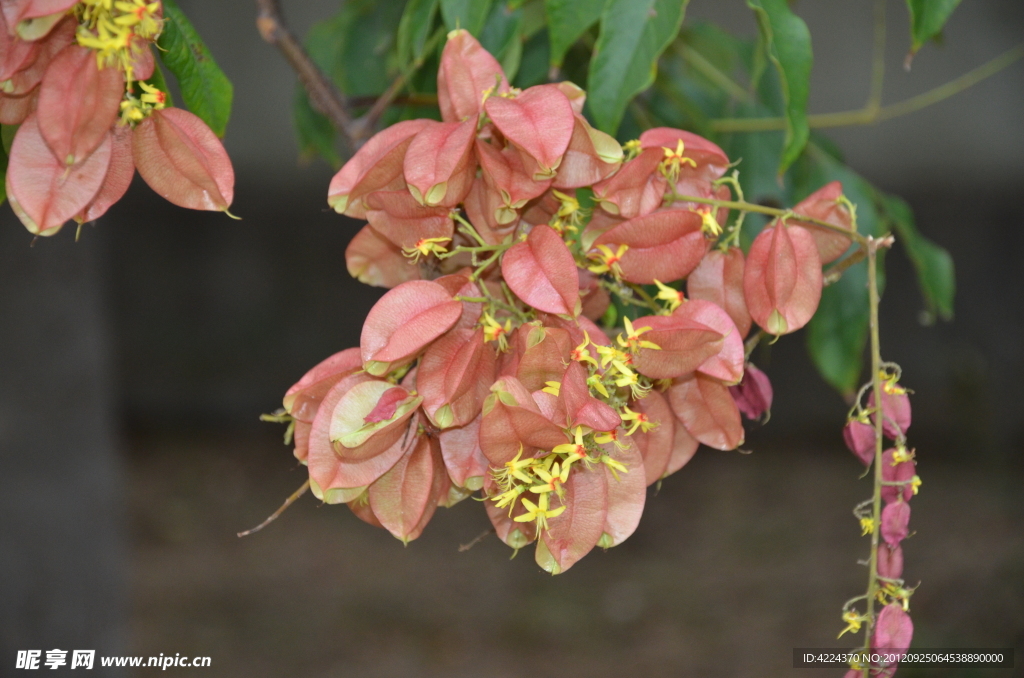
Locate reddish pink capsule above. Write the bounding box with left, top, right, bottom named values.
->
left=599, top=438, right=646, bottom=548
left=417, top=328, right=496, bottom=429
left=283, top=347, right=364, bottom=423
left=438, top=416, right=489, bottom=490
left=478, top=376, right=567, bottom=466
left=553, top=113, right=622, bottom=189
left=729, top=362, right=773, bottom=420
left=881, top=448, right=916, bottom=504
left=76, top=122, right=134, bottom=223
left=638, top=127, right=730, bottom=192
left=843, top=419, right=876, bottom=466
left=536, top=462, right=607, bottom=574
left=869, top=388, right=912, bottom=439
left=674, top=299, right=744, bottom=385
left=368, top=433, right=448, bottom=543
left=877, top=543, right=904, bottom=580
left=591, top=147, right=664, bottom=218
left=630, top=390, right=675, bottom=486
left=881, top=501, right=910, bottom=546
left=559, top=361, right=621, bottom=432
left=363, top=189, right=454, bottom=251
left=872, top=603, right=913, bottom=657
left=629, top=313, right=724, bottom=381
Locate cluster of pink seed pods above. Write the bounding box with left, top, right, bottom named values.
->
left=842, top=369, right=918, bottom=676
left=275, top=30, right=858, bottom=574
left=2, top=0, right=235, bottom=236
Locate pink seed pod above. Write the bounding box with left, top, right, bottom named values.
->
left=881, top=501, right=911, bottom=547
left=869, top=388, right=912, bottom=439
left=881, top=448, right=917, bottom=504
left=877, top=543, right=904, bottom=580
left=729, top=362, right=773, bottom=420
left=843, top=419, right=876, bottom=466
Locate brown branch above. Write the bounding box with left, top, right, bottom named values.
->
left=237, top=479, right=310, bottom=537
left=255, top=0, right=358, bottom=146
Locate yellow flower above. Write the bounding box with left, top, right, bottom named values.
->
left=481, top=312, right=512, bottom=352
left=619, top=406, right=656, bottom=435
left=891, top=444, right=914, bottom=465
left=837, top=610, right=866, bottom=639
left=653, top=279, right=684, bottom=312
left=617, top=317, right=660, bottom=354
left=553, top=427, right=589, bottom=469
left=693, top=205, right=723, bottom=238
left=622, top=138, right=642, bottom=161
left=587, top=373, right=610, bottom=399
left=569, top=331, right=598, bottom=367
left=910, top=475, right=922, bottom=495
left=529, top=461, right=570, bottom=498
left=587, top=243, right=628, bottom=278
left=513, top=492, right=566, bottom=532
left=859, top=517, right=874, bottom=536
left=599, top=454, right=628, bottom=480
left=402, top=237, right=451, bottom=263
left=541, top=381, right=561, bottom=397
left=661, top=139, right=697, bottom=182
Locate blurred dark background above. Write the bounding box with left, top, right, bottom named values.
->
left=1, top=1, right=1022, bottom=676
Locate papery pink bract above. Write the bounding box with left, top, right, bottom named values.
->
left=668, top=373, right=744, bottom=451
left=600, top=438, right=646, bottom=547
left=283, top=346, right=364, bottom=423
left=418, top=328, right=496, bottom=429
left=629, top=313, right=724, bottom=380
left=877, top=543, right=904, bottom=580
left=881, top=448, right=916, bottom=504
left=6, top=112, right=110, bottom=235
left=743, top=222, right=822, bottom=336
left=345, top=224, right=423, bottom=288
left=869, top=388, right=912, bottom=439
left=552, top=113, right=622, bottom=189
left=368, top=433, right=447, bottom=543
left=872, top=603, right=913, bottom=657
left=502, top=224, right=581, bottom=316
left=37, top=44, right=123, bottom=165
left=133, top=107, right=235, bottom=211
left=403, top=117, right=476, bottom=207
left=437, top=29, right=508, bottom=123
left=687, top=247, right=752, bottom=338
left=536, top=462, right=607, bottom=574
left=843, top=419, right=876, bottom=466
left=591, top=210, right=708, bottom=284
left=77, top=122, right=134, bottom=222
left=439, top=416, right=489, bottom=490
left=591, top=147, right=664, bottom=218
left=364, top=189, right=454, bottom=250
left=479, top=376, right=568, bottom=466
left=484, top=84, right=574, bottom=180
left=559, top=361, right=621, bottom=432
left=674, top=299, right=744, bottom=384
left=327, top=118, right=430, bottom=217
left=359, top=280, right=463, bottom=374
left=631, top=390, right=675, bottom=486
left=789, top=181, right=855, bottom=264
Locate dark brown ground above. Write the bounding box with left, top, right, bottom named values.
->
left=126, top=432, right=1023, bottom=678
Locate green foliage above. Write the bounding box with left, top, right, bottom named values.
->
left=586, top=0, right=689, bottom=135
left=879, top=193, right=956, bottom=323
left=745, top=0, right=812, bottom=176
left=440, top=0, right=493, bottom=35
left=156, top=0, right=233, bottom=137
left=544, top=0, right=604, bottom=68
left=905, top=0, right=962, bottom=55
left=397, top=0, right=439, bottom=70
left=480, top=2, right=524, bottom=82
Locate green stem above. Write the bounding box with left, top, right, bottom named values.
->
left=671, top=192, right=869, bottom=247
left=860, top=235, right=893, bottom=674
left=823, top=249, right=867, bottom=286
left=711, top=44, right=1023, bottom=133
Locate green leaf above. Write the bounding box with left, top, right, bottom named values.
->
left=397, top=0, right=439, bottom=70
left=745, top=0, right=812, bottom=176
left=293, top=86, right=340, bottom=168
left=515, top=28, right=551, bottom=88
left=544, top=0, right=605, bottom=68
left=905, top=0, right=961, bottom=55
left=440, top=0, right=493, bottom=36
left=879, top=193, right=955, bottom=323
left=480, top=2, right=523, bottom=81
left=795, top=144, right=886, bottom=395
left=586, top=0, right=689, bottom=136
left=156, top=0, right=233, bottom=137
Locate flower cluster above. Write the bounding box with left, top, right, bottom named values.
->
left=1, top=0, right=235, bottom=237
left=842, top=367, right=917, bottom=676
left=273, top=30, right=856, bottom=573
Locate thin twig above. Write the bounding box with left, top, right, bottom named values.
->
left=458, top=527, right=496, bottom=552
left=237, top=479, right=310, bottom=537
left=823, top=248, right=867, bottom=286
left=710, top=44, right=1023, bottom=132
left=255, top=0, right=356, bottom=145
